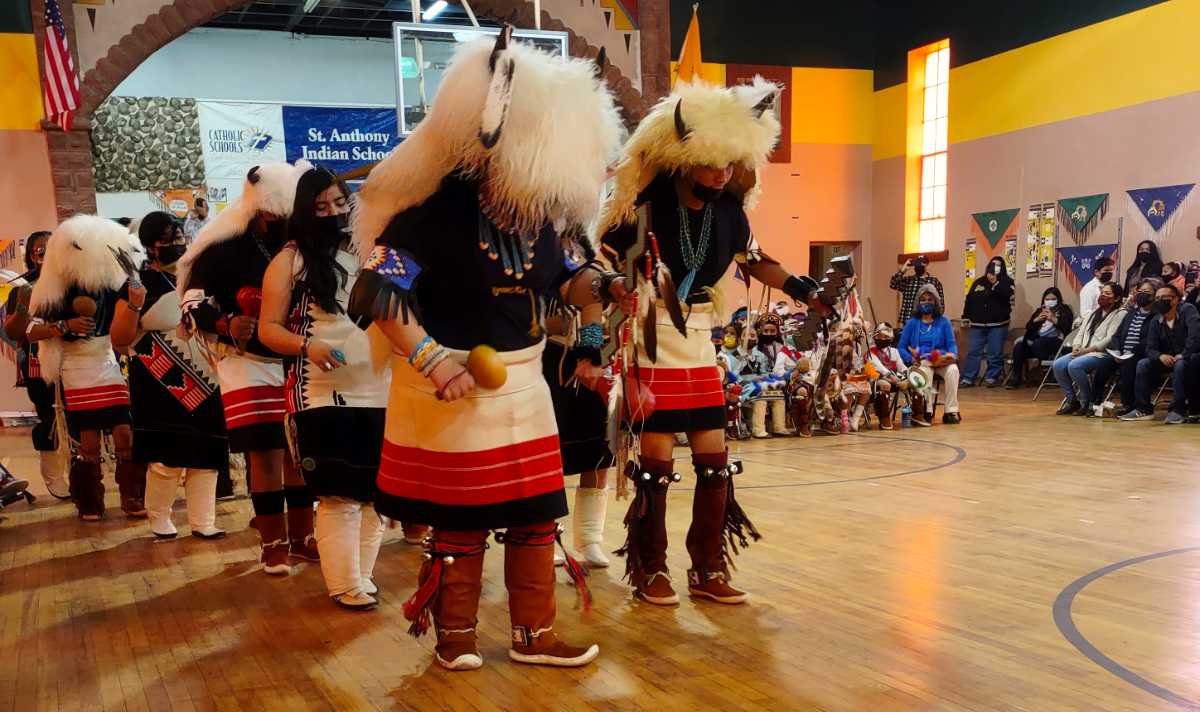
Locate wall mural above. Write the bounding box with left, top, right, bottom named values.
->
left=91, top=96, right=204, bottom=192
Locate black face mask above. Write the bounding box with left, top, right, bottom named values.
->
left=314, top=213, right=349, bottom=242
left=914, top=264, right=927, bottom=276
left=1154, top=299, right=1174, bottom=315
left=156, top=243, right=186, bottom=266
left=1099, top=271, right=1113, bottom=283
left=1135, top=292, right=1153, bottom=308
left=758, top=334, right=778, bottom=345
left=874, top=338, right=892, bottom=348
left=691, top=182, right=725, bottom=203
left=1137, top=252, right=1150, bottom=262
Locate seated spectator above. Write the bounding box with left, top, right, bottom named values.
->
left=898, top=285, right=961, bottom=425
left=1008, top=287, right=1074, bottom=388
left=1111, top=279, right=1160, bottom=417
left=866, top=323, right=909, bottom=431
left=1123, top=240, right=1163, bottom=294
left=1052, top=283, right=1125, bottom=416
left=1161, top=261, right=1187, bottom=295
left=961, top=257, right=1014, bottom=388
left=1119, top=283, right=1200, bottom=423
left=752, top=313, right=790, bottom=436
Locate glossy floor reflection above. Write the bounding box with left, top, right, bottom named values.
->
left=1, top=388, right=1198, bottom=711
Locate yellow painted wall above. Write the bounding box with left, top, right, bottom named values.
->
left=0, top=33, right=45, bottom=130
left=789, top=67, right=873, bottom=145
left=872, top=0, right=1200, bottom=161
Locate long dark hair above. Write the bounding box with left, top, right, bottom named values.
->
left=24, top=231, right=50, bottom=272
left=1127, top=240, right=1163, bottom=282
left=288, top=167, right=350, bottom=314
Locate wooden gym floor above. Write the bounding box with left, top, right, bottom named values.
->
left=1, top=388, right=1199, bottom=712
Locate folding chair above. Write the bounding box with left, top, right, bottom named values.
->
left=1033, top=331, right=1076, bottom=402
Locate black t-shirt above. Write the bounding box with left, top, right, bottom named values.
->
left=185, top=228, right=286, bottom=358
left=374, top=173, right=575, bottom=352
left=602, top=173, right=751, bottom=304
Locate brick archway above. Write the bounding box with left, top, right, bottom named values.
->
left=46, top=0, right=665, bottom=220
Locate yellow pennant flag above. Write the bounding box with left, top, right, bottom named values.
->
left=674, top=3, right=701, bottom=86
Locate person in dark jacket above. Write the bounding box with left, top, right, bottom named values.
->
left=1119, top=283, right=1200, bottom=423
left=1122, top=240, right=1163, bottom=294
left=1110, top=279, right=1159, bottom=417
left=961, top=256, right=1013, bottom=387
left=1007, top=287, right=1074, bottom=388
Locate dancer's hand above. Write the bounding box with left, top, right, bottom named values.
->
left=228, top=315, right=256, bottom=342
left=431, top=359, right=476, bottom=401
left=307, top=339, right=342, bottom=371
left=65, top=315, right=95, bottom=334
left=574, top=360, right=604, bottom=391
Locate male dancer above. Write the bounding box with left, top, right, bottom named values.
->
left=4, top=231, right=69, bottom=499
left=350, top=28, right=624, bottom=670
left=26, top=216, right=143, bottom=520
left=598, top=78, right=826, bottom=605
left=178, top=160, right=318, bottom=573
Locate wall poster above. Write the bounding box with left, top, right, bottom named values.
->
left=1025, top=203, right=1055, bottom=277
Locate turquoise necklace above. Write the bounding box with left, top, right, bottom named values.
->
left=676, top=203, right=713, bottom=301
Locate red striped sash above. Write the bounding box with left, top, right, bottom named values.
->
left=639, top=366, right=725, bottom=410
left=222, top=385, right=286, bottom=429
left=379, top=435, right=564, bottom=506
left=65, top=383, right=130, bottom=411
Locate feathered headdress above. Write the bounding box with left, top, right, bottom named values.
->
left=353, top=28, right=623, bottom=261
left=175, top=160, right=311, bottom=294
left=596, top=77, right=782, bottom=234
left=28, top=215, right=137, bottom=382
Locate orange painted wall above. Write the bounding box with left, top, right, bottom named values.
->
left=0, top=131, right=57, bottom=240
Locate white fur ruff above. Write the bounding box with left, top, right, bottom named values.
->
left=597, top=77, right=781, bottom=235
left=28, top=215, right=136, bottom=383
left=353, top=38, right=623, bottom=262
left=176, top=160, right=311, bottom=295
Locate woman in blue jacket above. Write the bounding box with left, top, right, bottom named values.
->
left=898, top=284, right=962, bottom=424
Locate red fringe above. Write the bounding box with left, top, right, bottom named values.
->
left=402, top=559, right=444, bottom=638
left=556, top=535, right=593, bottom=612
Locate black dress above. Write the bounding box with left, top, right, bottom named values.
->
left=120, top=270, right=229, bottom=470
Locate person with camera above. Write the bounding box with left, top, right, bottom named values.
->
left=890, top=255, right=944, bottom=326
left=1007, top=287, right=1074, bottom=389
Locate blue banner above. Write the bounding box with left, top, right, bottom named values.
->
left=1056, top=244, right=1118, bottom=294
left=282, top=105, right=397, bottom=177
left=1126, top=183, right=1195, bottom=234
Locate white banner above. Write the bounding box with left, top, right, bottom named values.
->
left=197, top=101, right=286, bottom=205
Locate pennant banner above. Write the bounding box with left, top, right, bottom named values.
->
left=970, top=208, right=1020, bottom=249
left=1056, top=243, right=1118, bottom=295
left=1126, top=183, right=1195, bottom=237
left=1057, top=193, right=1108, bottom=244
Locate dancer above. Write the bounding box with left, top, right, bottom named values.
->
left=597, top=78, right=824, bottom=606
left=543, top=232, right=614, bottom=568
left=110, top=212, right=228, bottom=539
left=4, top=231, right=69, bottom=500
left=177, top=160, right=319, bottom=574
left=25, top=216, right=143, bottom=520
left=258, top=166, right=390, bottom=610
left=349, top=29, right=623, bottom=669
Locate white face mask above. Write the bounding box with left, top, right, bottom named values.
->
left=1044, top=299, right=1059, bottom=308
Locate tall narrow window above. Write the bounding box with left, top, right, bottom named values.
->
left=918, top=45, right=949, bottom=252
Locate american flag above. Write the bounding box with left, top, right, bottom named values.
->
left=42, top=0, right=81, bottom=130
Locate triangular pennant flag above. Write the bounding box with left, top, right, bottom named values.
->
left=970, top=208, right=1020, bottom=249
left=674, top=3, right=701, bottom=86
left=1126, top=183, right=1195, bottom=234
left=1056, top=193, right=1108, bottom=244
left=87, top=8, right=97, bottom=30
left=1056, top=244, right=1119, bottom=294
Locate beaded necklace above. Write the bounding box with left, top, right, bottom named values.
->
left=676, top=203, right=713, bottom=301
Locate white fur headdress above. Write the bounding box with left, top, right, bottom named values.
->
left=596, top=77, right=782, bottom=234
left=175, top=159, right=311, bottom=294
left=29, top=215, right=137, bottom=382
left=353, top=29, right=623, bottom=261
